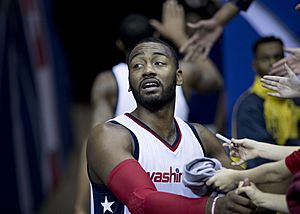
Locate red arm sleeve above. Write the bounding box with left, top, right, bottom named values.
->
left=285, top=149, right=300, bottom=175
left=107, top=159, right=208, bottom=214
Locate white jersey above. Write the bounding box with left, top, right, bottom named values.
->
left=112, top=62, right=190, bottom=120
left=90, top=113, right=206, bottom=214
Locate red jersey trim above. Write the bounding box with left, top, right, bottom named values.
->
left=125, top=113, right=182, bottom=152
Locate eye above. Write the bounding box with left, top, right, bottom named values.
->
left=155, top=61, right=166, bottom=66
left=133, top=63, right=143, bottom=69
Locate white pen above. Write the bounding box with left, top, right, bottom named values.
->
left=216, top=133, right=238, bottom=147
left=215, top=133, right=231, bottom=144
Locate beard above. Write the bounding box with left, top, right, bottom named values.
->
left=129, top=76, right=177, bottom=112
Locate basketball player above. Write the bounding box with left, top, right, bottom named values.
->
left=87, top=38, right=255, bottom=214
left=74, top=10, right=224, bottom=213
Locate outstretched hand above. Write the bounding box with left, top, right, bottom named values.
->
left=179, top=18, right=223, bottom=61
left=223, top=138, right=261, bottom=166
left=261, top=64, right=300, bottom=99
left=235, top=180, right=262, bottom=206
left=206, top=168, right=239, bottom=192
left=270, top=48, right=300, bottom=76
left=149, top=0, right=187, bottom=48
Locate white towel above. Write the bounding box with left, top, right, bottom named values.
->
left=183, top=157, right=223, bottom=196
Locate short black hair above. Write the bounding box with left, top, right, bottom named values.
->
left=118, top=14, right=155, bottom=51
left=252, top=36, right=284, bottom=55
left=127, top=37, right=179, bottom=70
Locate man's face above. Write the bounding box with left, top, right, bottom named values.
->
left=253, top=42, right=284, bottom=77
left=128, top=42, right=182, bottom=111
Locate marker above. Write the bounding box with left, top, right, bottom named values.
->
left=216, top=133, right=238, bottom=147
left=215, top=133, right=231, bottom=144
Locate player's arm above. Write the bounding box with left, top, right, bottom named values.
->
left=192, top=123, right=241, bottom=170
left=73, top=71, right=117, bottom=214
left=87, top=123, right=255, bottom=214
left=90, top=71, right=116, bottom=127
left=87, top=123, right=211, bottom=213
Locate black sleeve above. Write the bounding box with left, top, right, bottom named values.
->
left=229, top=0, right=254, bottom=11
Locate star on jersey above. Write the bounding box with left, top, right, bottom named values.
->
left=101, top=196, right=114, bottom=213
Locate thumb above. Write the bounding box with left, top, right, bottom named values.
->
left=206, top=177, right=214, bottom=186
left=187, top=21, right=206, bottom=28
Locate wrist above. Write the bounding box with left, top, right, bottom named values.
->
left=211, top=196, right=221, bottom=214
left=210, top=196, right=224, bottom=214
left=255, top=142, right=268, bottom=159
left=214, top=3, right=239, bottom=26
left=233, top=171, right=243, bottom=185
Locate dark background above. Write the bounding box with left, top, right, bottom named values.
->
left=52, top=0, right=167, bottom=103
left=51, top=0, right=221, bottom=105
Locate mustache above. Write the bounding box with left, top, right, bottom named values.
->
left=140, top=77, right=161, bottom=89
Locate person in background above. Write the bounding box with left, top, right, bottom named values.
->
left=232, top=36, right=300, bottom=169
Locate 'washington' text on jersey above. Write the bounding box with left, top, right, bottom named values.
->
left=147, top=167, right=182, bottom=183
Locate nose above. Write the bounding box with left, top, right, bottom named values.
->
left=143, top=62, right=156, bottom=77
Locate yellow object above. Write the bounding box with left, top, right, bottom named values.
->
left=230, top=156, right=246, bottom=169
left=250, top=76, right=300, bottom=145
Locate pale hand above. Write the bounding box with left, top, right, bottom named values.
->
left=206, top=168, right=238, bottom=192
left=149, top=0, right=187, bottom=47
left=261, top=63, right=300, bottom=99
left=180, top=18, right=223, bottom=61
left=223, top=138, right=260, bottom=166
left=270, top=48, right=300, bottom=76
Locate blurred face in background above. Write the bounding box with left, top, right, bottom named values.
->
left=253, top=41, right=284, bottom=77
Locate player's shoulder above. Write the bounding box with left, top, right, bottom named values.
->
left=188, top=122, right=218, bottom=151
left=188, top=122, right=215, bottom=141
left=91, top=121, right=130, bottom=138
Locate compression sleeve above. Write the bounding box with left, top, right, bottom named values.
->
left=285, top=149, right=300, bottom=175
left=107, top=159, right=209, bottom=214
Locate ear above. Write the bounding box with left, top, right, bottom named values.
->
left=116, top=39, right=125, bottom=52
left=176, top=69, right=183, bottom=86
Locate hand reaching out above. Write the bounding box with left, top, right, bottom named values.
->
left=261, top=64, right=300, bottom=99
left=206, top=168, right=239, bottom=192
left=270, top=48, right=300, bottom=76
left=179, top=18, right=223, bottom=61
left=223, top=138, right=261, bottom=166
left=149, top=0, right=188, bottom=48
left=235, top=180, right=262, bottom=206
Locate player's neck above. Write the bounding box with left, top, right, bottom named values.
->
left=132, top=106, right=176, bottom=143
